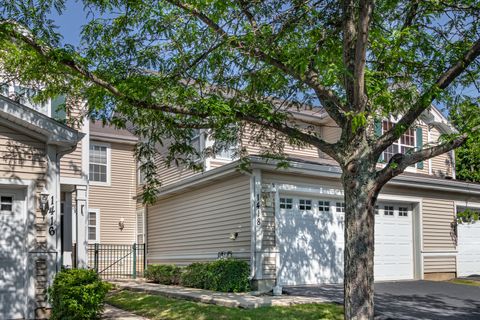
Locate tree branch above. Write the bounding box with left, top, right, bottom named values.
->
left=238, top=0, right=258, bottom=33
left=240, top=114, right=339, bottom=160
left=167, top=0, right=347, bottom=126
left=374, top=37, right=480, bottom=153
left=376, top=134, right=467, bottom=186
left=353, top=0, right=374, bottom=111
left=0, top=19, right=208, bottom=118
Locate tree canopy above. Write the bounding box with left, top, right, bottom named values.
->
left=1, top=1, right=480, bottom=319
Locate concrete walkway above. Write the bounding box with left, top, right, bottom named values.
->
left=102, top=304, right=149, bottom=319
left=110, top=280, right=330, bottom=308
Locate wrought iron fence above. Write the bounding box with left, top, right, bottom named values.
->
left=88, top=243, right=146, bottom=279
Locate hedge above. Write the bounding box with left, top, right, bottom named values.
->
left=146, top=259, right=250, bottom=292
left=144, top=264, right=182, bottom=285
left=48, top=269, right=111, bottom=320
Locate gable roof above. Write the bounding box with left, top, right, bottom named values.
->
left=0, top=94, right=84, bottom=147
left=90, top=120, right=138, bottom=144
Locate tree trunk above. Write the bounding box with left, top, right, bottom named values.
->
left=343, top=170, right=378, bottom=320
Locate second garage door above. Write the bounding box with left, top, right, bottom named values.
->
left=276, top=196, right=414, bottom=286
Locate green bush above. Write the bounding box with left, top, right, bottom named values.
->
left=48, top=268, right=111, bottom=320
left=179, top=262, right=208, bottom=289
left=180, top=259, right=250, bottom=292
left=144, top=264, right=182, bottom=285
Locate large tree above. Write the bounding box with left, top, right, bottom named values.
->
left=1, top=1, right=480, bottom=319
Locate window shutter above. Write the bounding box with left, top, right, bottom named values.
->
left=374, top=120, right=382, bottom=137
left=375, top=120, right=384, bottom=162
left=416, top=127, right=424, bottom=169
left=51, top=95, right=67, bottom=121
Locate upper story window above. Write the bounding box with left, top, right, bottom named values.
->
left=382, top=121, right=415, bottom=163
left=190, top=129, right=202, bottom=161
left=89, top=143, right=110, bottom=184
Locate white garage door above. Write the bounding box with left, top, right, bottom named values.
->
left=277, top=196, right=414, bottom=286
left=458, top=221, right=480, bottom=277
left=0, top=189, right=27, bottom=319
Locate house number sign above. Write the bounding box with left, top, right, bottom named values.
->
left=48, top=196, right=56, bottom=236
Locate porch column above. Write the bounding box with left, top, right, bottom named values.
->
left=75, top=185, right=88, bottom=268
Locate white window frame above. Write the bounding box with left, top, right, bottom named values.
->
left=398, top=206, right=409, bottom=217
left=136, top=208, right=146, bottom=244
left=384, top=205, right=395, bottom=217
left=89, top=142, right=111, bottom=186
left=381, top=120, right=417, bottom=172
left=87, top=208, right=100, bottom=243
left=336, top=202, right=345, bottom=213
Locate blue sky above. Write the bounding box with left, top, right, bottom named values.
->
left=49, top=0, right=88, bottom=46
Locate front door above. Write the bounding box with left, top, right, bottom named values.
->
left=0, top=188, right=27, bottom=319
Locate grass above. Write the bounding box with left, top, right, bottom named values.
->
left=449, top=278, right=480, bottom=287
left=106, top=290, right=344, bottom=320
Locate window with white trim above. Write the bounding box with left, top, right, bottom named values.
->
left=136, top=209, right=145, bottom=244
left=318, top=200, right=330, bottom=212
left=190, top=129, right=202, bottom=161
left=398, top=207, right=409, bottom=217
left=336, top=202, right=345, bottom=213
left=299, top=199, right=312, bottom=210
left=88, top=210, right=100, bottom=243
left=89, top=143, right=109, bottom=183
left=0, top=196, right=13, bottom=212
left=384, top=205, right=394, bottom=216
left=279, top=198, right=293, bottom=209
left=374, top=205, right=379, bottom=215
left=382, top=120, right=416, bottom=163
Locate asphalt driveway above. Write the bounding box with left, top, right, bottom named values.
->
left=283, top=280, right=480, bottom=320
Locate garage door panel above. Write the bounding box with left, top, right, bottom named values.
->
left=278, top=198, right=414, bottom=286
left=458, top=222, right=480, bottom=277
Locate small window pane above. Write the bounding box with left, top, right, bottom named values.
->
left=1, top=196, right=13, bottom=211
left=318, top=201, right=330, bottom=212
left=399, top=207, right=409, bottom=217
left=336, top=202, right=345, bottom=213
left=88, top=211, right=98, bottom=241
left=384, top=206, right=394, bottom=216
left=374, top=206, right=379, bottom=215
left=299, top=199, right=312, bottom=210
left=280, top=198, right=293, bottom=209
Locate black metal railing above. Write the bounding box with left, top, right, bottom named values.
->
left=88, top=243, right=146, bottom=279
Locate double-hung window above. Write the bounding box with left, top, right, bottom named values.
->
left=189, top=129, right=202, bottom=161
left=89, top=143, right=110, bottom=184
left=88, top=209, right=100, bottom=243
left=382, top=120, right=416, bottom=163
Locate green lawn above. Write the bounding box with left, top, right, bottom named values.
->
left=106, top=290, right=343, bottom=320
left=449, top=279, right=480, bottom=287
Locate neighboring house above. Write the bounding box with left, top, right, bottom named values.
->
left=143, top=107, right=480, bottom=291
left=0, top=84, right=138, bottom=319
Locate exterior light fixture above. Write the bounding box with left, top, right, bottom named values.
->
left=118, top=217, right=125, bottom=231
left=39, top=187, right=49, bottom=215
left=229, top=232, right=239, bottom=240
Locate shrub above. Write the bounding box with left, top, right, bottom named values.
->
left=144, top=264, right=182, bottom=285
left=48, top=268, right=111, bottom=320
left=179, top=262, right=208, bottom=289
left=180, top=259, right=250, bottom=292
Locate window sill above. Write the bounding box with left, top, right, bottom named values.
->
left=89, top=181, right=111, bottom=187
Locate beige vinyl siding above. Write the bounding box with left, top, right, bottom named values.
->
left=89, top=142, right=137, bottom=244
left=153, top=144, right=200, bottom=188
left=423, top=255, right=456, bottom=273
left=0, top=124, right=49, bottom=246
left=147, top=174, right=251, bottom=265
left=60, top=141, right=82, bottom=178
left=241, top=124, right=321, bottom=159
left=60, top=99, right=85, bottom=178
left=429, top=127, right=454, bottom=178
left=422, top=198, right=456, bottom=274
